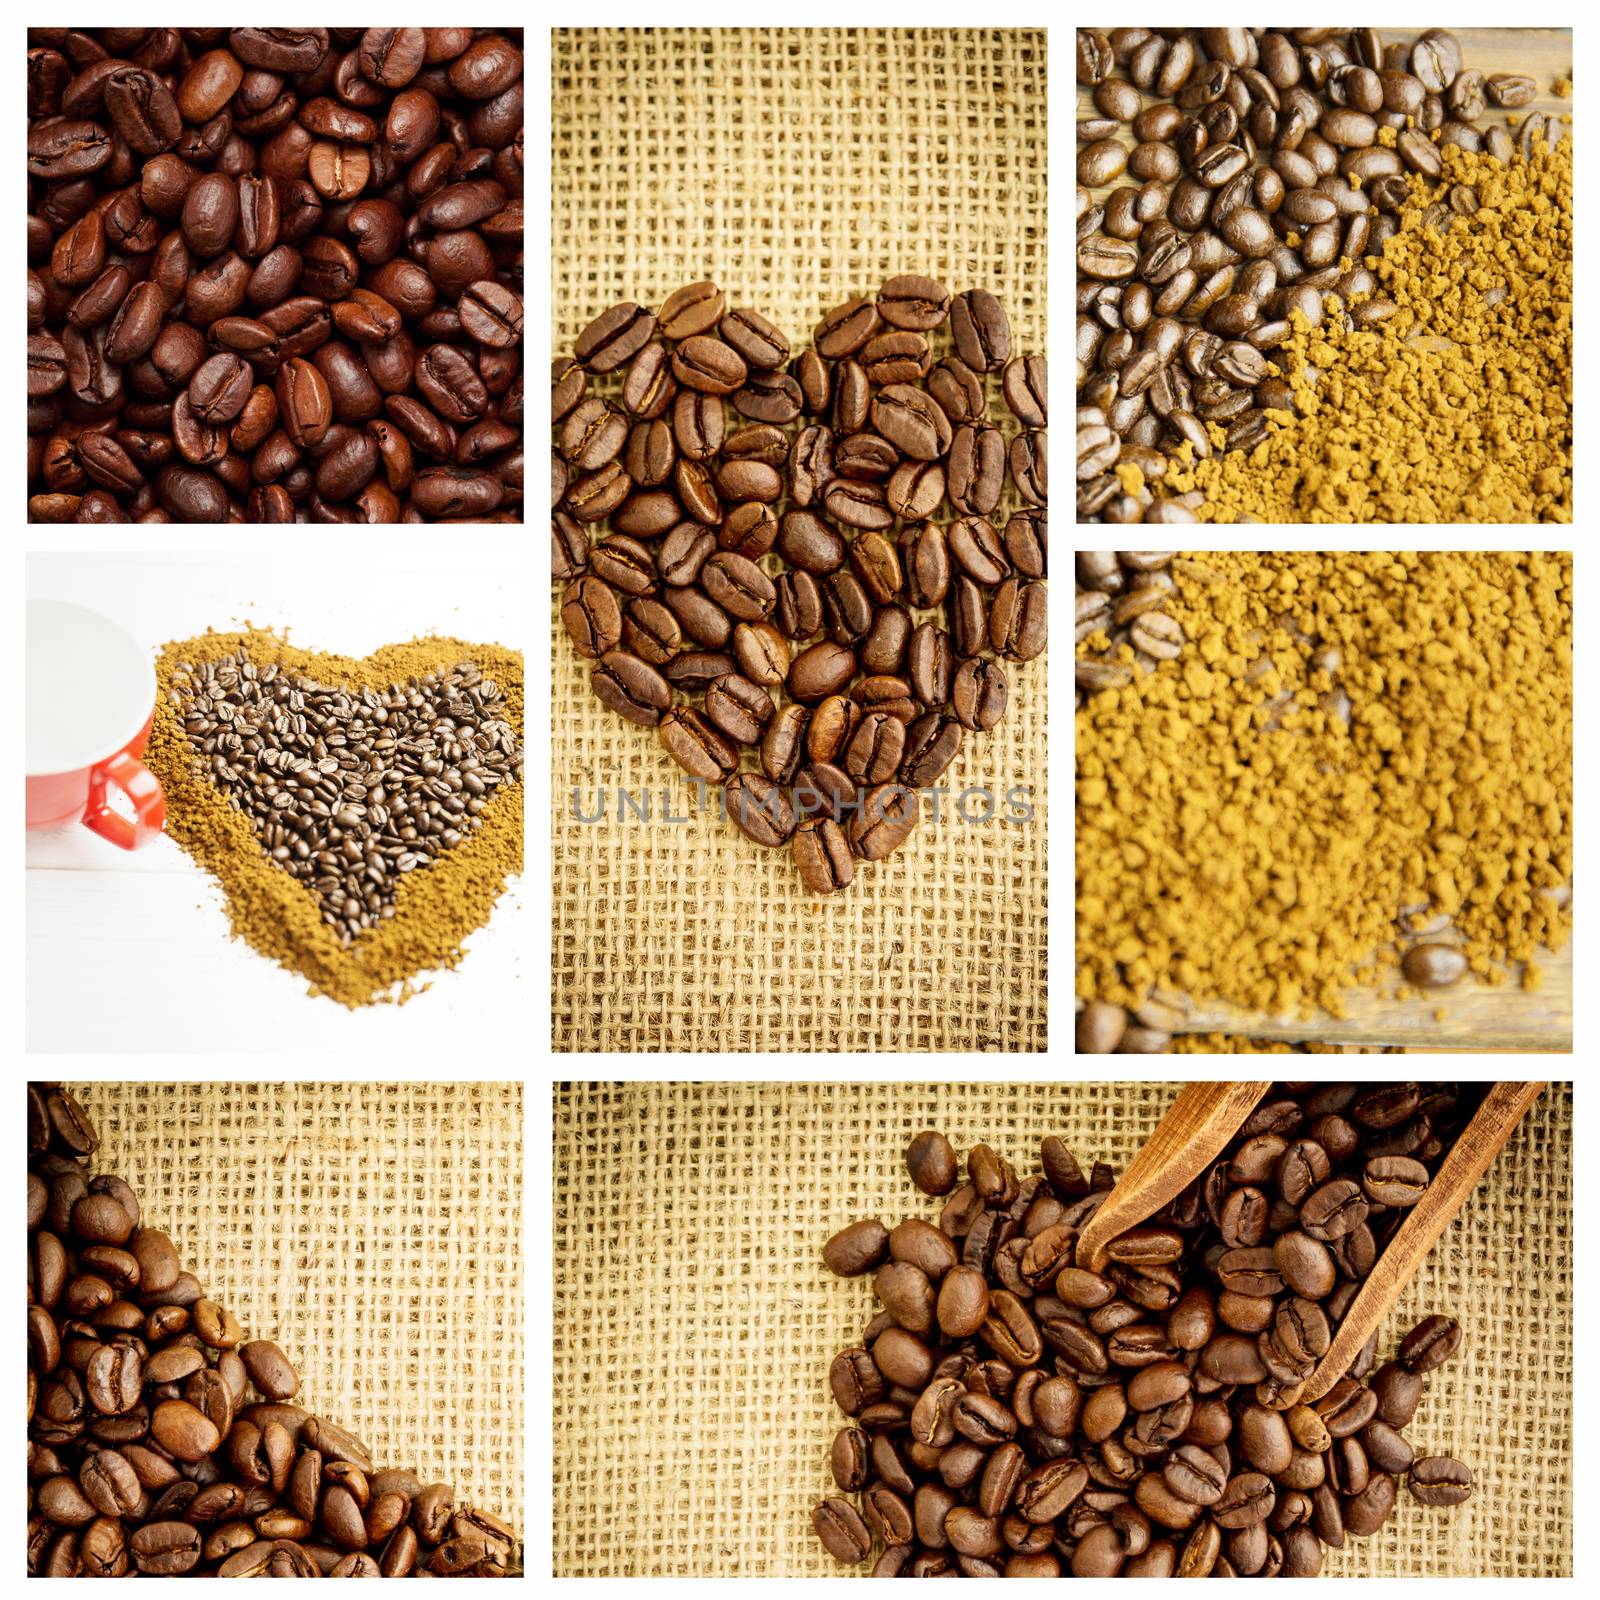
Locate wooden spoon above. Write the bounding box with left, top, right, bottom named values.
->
left=1076, top=1082, right=1271, bottom=1273
left=1075, top=1081, right=1544, bottom=1401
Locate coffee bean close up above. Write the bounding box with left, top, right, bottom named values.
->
left=27, top=1083, right=520, bottom=1575
left=554, top=275, right=1047, bottom=893
left=818, top=1083, right=1480, bottom=1576
left=28, top=28, right=523, bottom=523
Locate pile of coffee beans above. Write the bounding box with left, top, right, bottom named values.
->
left=167, top=650, right=522, bottom=944
left=27, top=1084, right=519, bottom=1576
left=1077, top=26, right=1544, bottom=523
left=555, top=276, right=1046, bottom=893
left=28, top=28, right=523, bottom=523
left=817, top=1083, right=1479, bottom=1576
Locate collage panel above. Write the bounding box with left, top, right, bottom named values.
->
left=24, top=547, right=524, bottom=1047
left=552, top=1080, right=1571, bottom=1576
left=28, top=1080, right=524, bottom=1575
left=551, top=26, right=1047, bottom=1052
left=28, top=27, right=523, bottom=525
left=1076, top=26, right=1571, bottom=524
left=1076, top=551, right=1572, bottom=1052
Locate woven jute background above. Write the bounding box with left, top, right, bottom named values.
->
left=550, top=29, right=1048, bottom=1052
left=67, top=1082, right=523, bottom=1551
left=551, top=1081, right=1571, bottom=1576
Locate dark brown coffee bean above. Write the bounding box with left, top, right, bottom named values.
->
left=591, top=650, right=671, bottom=726
left=560, top=576, right=622, bottom=659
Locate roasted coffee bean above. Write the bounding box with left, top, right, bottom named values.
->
left=659, top=706, right=738, bottom=782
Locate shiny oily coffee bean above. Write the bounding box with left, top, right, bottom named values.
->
left=1005, top=509, right=1046, bottom=579
left=1094, top=79, right=1142, bottom=122
left=808, top=693, right=863, bottom=764
left=775, top=571, right=825, bottom=640
left=908, top=623, right=954, bottom=708
left=814, top=1495, right=873, bottom=1561
left=989, top=579, right=1048, bottom=661
left=664, top=585, right=733, bottom=649
left=657, top=522, right=716, bottom=587
left=590, top=535, right=657, bottom=597
left=793, top=816, right=854, bottom=895
left=952, top=658, right=1008, bottom=731
left=861, top=603, right=912, bottom=675
left=659, top=707, right=738, bottom=782
left=560, top=577, right=622, bottom=660
left=591, top=650, right=671, bottom=726
left=657, top=280, right=727, bottom=340
left=1409, top=1456, right=1473, bottom=1507
left=664, top=650, right=737, bottom=692
left=843, top=711, right=907, bottom=786
left=794, top=762, right=858, bottom=826
left=732, top=621, right=789, bottom=686
left=704, top=672, right=775, bottom=745
left=851, top=674, right=917, bottom=724
left=719, top=501, right=779, bottom=559
left=849, top=782, right=918, bottom=862
left=824, top=571, right=875, bottom=646
left=725, top=771, right=798, bottom=847
left=761, top=702, right=812, bottom=784
left=948, top=576, right=988, bottom=660
left=948, top=516, right=1009, bottom=586
left=900, top=713, right=963, bottom=788
left=552, top=514, right=589, bottom=583
left=788, top=640, right=859, bottom=703
left=622, top=597, right=682, bottom=666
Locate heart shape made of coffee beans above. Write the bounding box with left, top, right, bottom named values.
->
left=146, top=629, right=523, bottom=1006
left=555, top=278, right=1047, bottom=893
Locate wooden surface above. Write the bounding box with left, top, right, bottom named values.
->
left=1172, top=944, right=1571, bottom=1051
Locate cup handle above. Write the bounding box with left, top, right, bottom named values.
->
left=83, top=752, right=166, bottom=850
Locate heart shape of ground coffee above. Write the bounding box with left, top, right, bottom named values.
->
left=146, top=628, right=523, bottom=1006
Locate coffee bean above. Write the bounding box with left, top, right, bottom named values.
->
left=793, top=816, right=853, bottom=894
left=848, top=782, right=918, bottom=861
left=900, top=713, right=962, bottom=788
left=990, top=579, right=1048, bottom=661
left=1401, top=944, right=1467, bottom=988
left=168, top=649, right=520, bottom=946
left=703, top=672, right=774, bottom=745
left=659, top=707, right=738, bottom=782
left=591, top=650, right=671, bottom=726
left=725, top=771, right=797, bottom=847
left=1408, top=1456, right=1474, bottom=1507
left=561, top=577, right=622, bottom=660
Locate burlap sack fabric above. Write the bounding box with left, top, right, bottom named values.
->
left=550, top=29, right=1047, bottom=1052
left=68, top=1082, right=523, bottom=1552
left=551, top=1081, right=1571, bottom=1576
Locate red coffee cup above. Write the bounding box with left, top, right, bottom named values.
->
left=26, top=600, right=165, bottom=849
